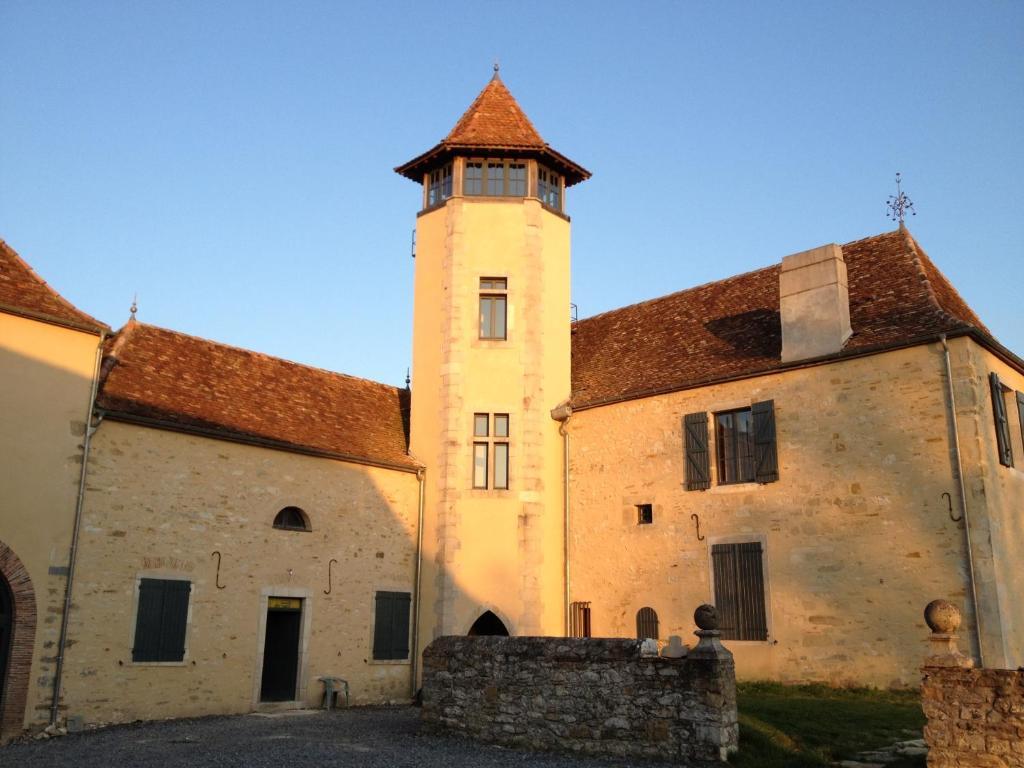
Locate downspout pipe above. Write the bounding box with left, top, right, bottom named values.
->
left=941, top=334, right=985, bottom=668
left=410, top=468, right=426, bottom=699
left=551, top=403, right=572, bottom=636
left=51, top=331, right=106, bottom=725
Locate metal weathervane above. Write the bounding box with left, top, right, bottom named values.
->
left=886, top=172, right=916, bottom=228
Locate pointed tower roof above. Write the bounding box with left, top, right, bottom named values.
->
left=395, top=73, right=590, bottom=186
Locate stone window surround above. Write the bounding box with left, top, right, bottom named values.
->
left=704, top=533, right=775, bottom=645
left=250, top=586, right=314, bottom=706
left=128, top=571, right=195, bottom=666
left=699, top=395, right=776, bottom=492
left=467, top=406, right=516, bottom=495
left=367, top=584, right=413, bottom=666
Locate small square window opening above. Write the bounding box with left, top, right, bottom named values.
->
left=636, top=503, right=653, bottom=525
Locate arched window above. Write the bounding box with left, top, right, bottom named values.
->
left=636, top=607, right=659, bottom=640
left=272, top=506, right=310, bottom=532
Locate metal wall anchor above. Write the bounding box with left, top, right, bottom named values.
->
left=211, top=550, right=226, bottom=589
left=691, top=513, right=705, bottom=541
left=324, top=558, right=338, bottom=594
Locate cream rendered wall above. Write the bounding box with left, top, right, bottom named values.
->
left=0, top=312, right=99, bottom=730
left=952, top=337, right=1024, bottom=669
left=410, top=194, right=571, bottom=653
left=63, top=420, right=419, bottom=726
left=569, top=343, right=976, bottom=688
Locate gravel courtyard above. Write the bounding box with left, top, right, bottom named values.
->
left=0, top=707, right=681, bottom=768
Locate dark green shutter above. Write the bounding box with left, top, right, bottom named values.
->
left=1018, top=392, right=1024, bottom=458
left=684, top=412, right=711, bottom=490
left=373, top=591, right=411, bottom=660
left=159, top=580, right=191, bottom=661
left=752, top=400, right=779, bottom=484
left=990, top=373, right=1013, bottom=467
left=133, top=579, right=190, bottom=662
left=712, top=543, right=767, bottom=642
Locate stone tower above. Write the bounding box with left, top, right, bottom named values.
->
left=396, top=73, right=589, bottom=648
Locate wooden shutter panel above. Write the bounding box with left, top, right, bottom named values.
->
left=712, top=543, right=768, bottom=641
left=752, top=400, right=779, bottom=484
left=373, top=592, right=393, bottom=660
left=990, top=373, right=1014, bottom=467
left=684, top=412, right=711, bottom=491
left=390, top=592, right=411, bottom=660
left=159, top=580, right=191, bottom=661
left=736, top=543, right=768, bottom=641
left=1018, top=392, right=1024, bottom=457
left=132, top=579, right=165, bottom=662
left=711, top=545, right=738, bottom=639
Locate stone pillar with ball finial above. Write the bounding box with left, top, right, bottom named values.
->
left=923, top=599, right=974, bottom=669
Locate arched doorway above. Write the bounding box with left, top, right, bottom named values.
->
left=0, top=541, right=36, bottom=742
left=0, top=576, right=11, bottom=704
left=467, top=610, right=509, bottom=636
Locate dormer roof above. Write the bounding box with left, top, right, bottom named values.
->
left=395, top=74, right=590, bottom=186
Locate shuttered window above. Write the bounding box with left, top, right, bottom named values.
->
left=372, top=591, right=411, bottom=661
left=132, top=578, right=191, bottom=662
left=711, top=542, right=768, bottom=641
left=569, top=601, right=591, bottom=638
left=684, top=412, right=711, bottom=490
left=636, top=607, right=659, bottom=640
left=990, top=373, right=1014, bottom=467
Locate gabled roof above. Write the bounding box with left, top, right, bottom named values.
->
left=395, top=74, right=591, bottom=186
left=97, top=322, right=418, bottom=470
left=570, top=229, right=992, bottom=409
left=0, top=239, right=108, bottom=334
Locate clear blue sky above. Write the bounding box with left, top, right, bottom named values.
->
left=3, top=2, right=1021, bottom=386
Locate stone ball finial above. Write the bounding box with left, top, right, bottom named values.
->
left=694, top=604, right=719, bottom=631
left=924, top=599, right=961, bottom=634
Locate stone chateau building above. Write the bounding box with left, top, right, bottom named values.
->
left=1, top=74, right=1022, bottom=739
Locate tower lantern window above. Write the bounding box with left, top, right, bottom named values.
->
left=427, top=163, right=453, bottom=206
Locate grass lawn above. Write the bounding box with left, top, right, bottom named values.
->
left=730, top=682, right=927, bottom=767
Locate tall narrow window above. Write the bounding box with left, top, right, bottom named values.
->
left=712, top=542, right=768, bottom=641
left=570, top=601, right=592, bottom=638
left=464, top=162, right=483, bottom=196
left=485, top=160, right=506, bottom=195
left=133, top=578, right=191, bottom=662
left=991, top=372, right=1014, bottom=467
left=472, top=412, right=510, bottom=490
left=427, top=163, right=453, bottom=206
left=538, top=165, right=562, bottom=210
left=636, top=607, right=659, bottom=640
left=507, top=163, right=526, bottom=196
left=479, top=278, right=508, bottom=340
left=716, top=409, right=755, bottom=484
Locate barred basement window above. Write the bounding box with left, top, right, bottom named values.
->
left=372, top=591, right=411, bottom=661
left=636, top=503, right=653, bottom=525
left=636, top=607, right=659, bottom=640
left=132, top=578, right=191, bottom=662
left=569, top=601, right=592, bottom=638
left=711, top=542, right=768, bottom=641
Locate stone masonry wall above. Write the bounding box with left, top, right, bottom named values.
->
left=922, top=666, right=1024, bottom=768
left=421, top=636, right=738, bottom=764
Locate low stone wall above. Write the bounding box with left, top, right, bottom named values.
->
left=922, top=667, right=1024, bottom=768
left=421, top=633, right=737, bottom=764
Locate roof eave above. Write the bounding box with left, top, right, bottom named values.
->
left=395, top=142, right=591, bottom=186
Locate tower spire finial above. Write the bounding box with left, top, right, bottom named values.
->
left=492, top=58, right=500, bottom=79
left=886, top=171, right=916, bottom=230
left=129, top=293, right=138, bottom=321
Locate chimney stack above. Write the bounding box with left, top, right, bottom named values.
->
left=779, top=243, right=852, bottom=363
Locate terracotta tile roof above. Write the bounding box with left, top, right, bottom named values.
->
left=571, top=229, right=989, bottom=409
left=395, top=74, right=591, bottom=186
left=0, top=239, right=108, bottom=333
left=444, top=75, right=546, bottom=148
left=97, top=322, right=418, bottom=470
